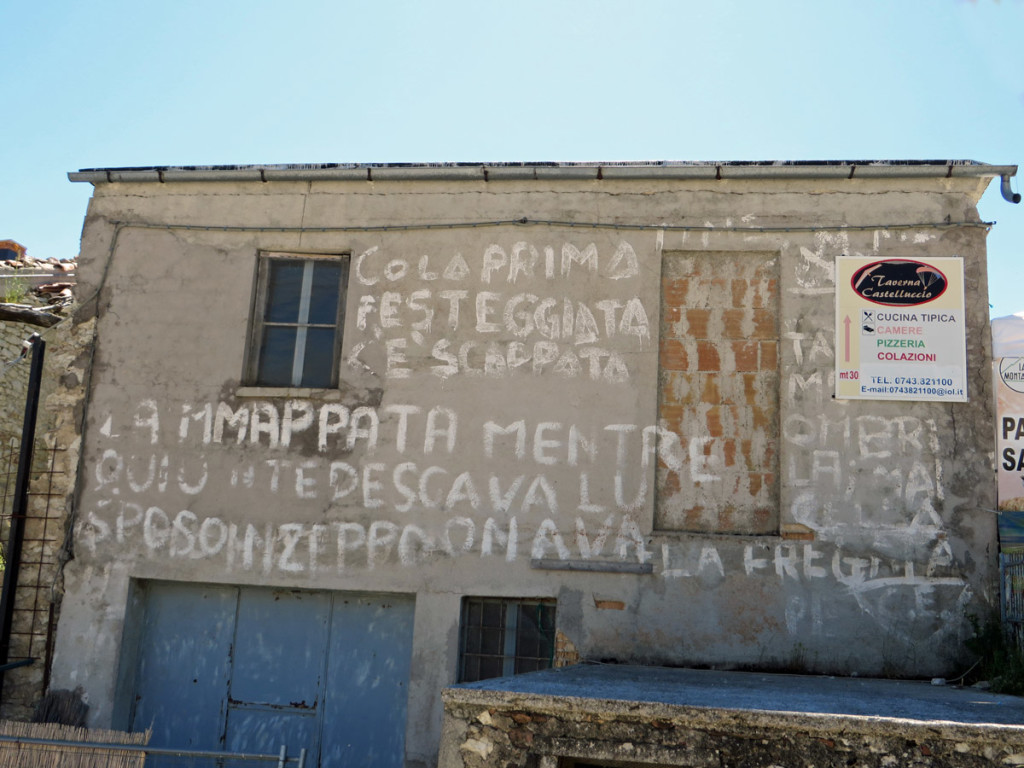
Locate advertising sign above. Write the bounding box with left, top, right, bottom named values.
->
left=996, top=321, right=1024, bottom=515
left=835, top=256, right=967, bottom=401
left=998, top=368, right=1024, bottom=508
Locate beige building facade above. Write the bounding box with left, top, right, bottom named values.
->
left=50, top=161, right=1015, bottom=766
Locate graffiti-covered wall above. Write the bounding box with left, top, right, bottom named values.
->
left=52, top=163, right=1002, bottom=766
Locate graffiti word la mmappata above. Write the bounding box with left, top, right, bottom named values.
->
left=114, top=400, right=699, bottom=472
left=96, top=401, right=717, bottom=514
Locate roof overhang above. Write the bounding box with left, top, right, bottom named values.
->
left=68, top=159, right=1016, bottom=183
left=68, top=160, right=1021, bottom=204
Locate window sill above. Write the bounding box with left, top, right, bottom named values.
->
left=235, top=386, right=345, bottom=400
left=531, top=559, right=654, bottom=575
left=650, top=528, right=784, bottom=540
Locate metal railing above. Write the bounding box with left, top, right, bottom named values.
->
left=1001, top=552, right=1024, bottom=649
left=1001, top=552, right=1024, bottom=623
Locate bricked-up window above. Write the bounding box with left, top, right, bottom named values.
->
left=657, top=252, right=780, bottom=534
left=248, top=253, right=349, bottom=388
left=458, top=598, right=556, bottom=683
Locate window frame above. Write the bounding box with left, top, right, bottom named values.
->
left=458, top=597, right=557, bottom=683
left=245, top=251, right=350, bottom=390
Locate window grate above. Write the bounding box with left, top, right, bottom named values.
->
left=459, top=598, right=556, bottom=683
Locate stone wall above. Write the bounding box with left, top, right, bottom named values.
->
left=0, top=323, right=31, bottom=440
left=0, top=313, right=92, bottom=720
left=441, top=684, right=1024, bottom=768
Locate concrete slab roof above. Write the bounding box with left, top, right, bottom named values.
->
left=68, top=159, right=1018, bottom=186
left=450, top=664, right=1024, bottom=726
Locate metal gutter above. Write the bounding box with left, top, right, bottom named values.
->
left=68, top=160, right=1018, bottom=186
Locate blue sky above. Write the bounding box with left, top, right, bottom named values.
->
left=3, top=0, right=1022, bottom=315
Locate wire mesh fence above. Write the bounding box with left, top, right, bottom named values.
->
left=0, top=432, right=68, bottom=697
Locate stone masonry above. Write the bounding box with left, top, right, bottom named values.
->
left=0, top=311, right=92, bottom=720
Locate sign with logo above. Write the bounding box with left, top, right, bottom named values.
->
left=835, top=256, right=967, bottom=401
left=997, top=356, right=1024, bottom=515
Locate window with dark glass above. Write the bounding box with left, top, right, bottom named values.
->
left=458, top=598, right=556, bottom=683
left=249, top=254, right=349, bottom=388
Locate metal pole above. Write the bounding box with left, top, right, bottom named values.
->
left=0, top=734, right=302, bottom=763
left=1001, top=553, right=1008, bottom=626
left=0, top=334, right=45, bottom=700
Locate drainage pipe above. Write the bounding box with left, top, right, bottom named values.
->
left=1002, top=174, right=1021, bottom=203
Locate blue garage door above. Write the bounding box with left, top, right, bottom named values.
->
left=127, top=583, right=415, bottom=767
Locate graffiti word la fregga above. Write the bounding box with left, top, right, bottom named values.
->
left=77, top=505, right=965, bottom=600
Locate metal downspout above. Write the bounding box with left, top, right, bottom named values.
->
left=1002, top=175, right=1021, bottom=204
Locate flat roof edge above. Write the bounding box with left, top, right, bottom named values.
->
left=68, top=160, right=1018, bottom=185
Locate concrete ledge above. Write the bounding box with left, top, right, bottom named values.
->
left=439, top=665, right=1024, bottom=768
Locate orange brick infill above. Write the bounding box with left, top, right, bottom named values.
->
left=732, top=341, right=760, bottom=371
left=721, top=439, right=737, bottom=467
left=685, top=308, right=712, bottom=338
left=657, top=404, right=684, bottom=431
left=748, top=472, right=775, bottom=497
left=781, top=523, right=815, bottom=540
left=704, top=406, right=739, bottom=437
left=751, top=406, right=777, bottom=430
left=745, top=472, right=761, bottom=496
left=683, top=507, right=707, bottom=529
left=660, top=372, right=697, bottom=404
left=696, top=341, right=720, bottom=371
left=554, top=630, right=580, bottom=668
left=752, top=308, right=778, bottom=338
left=721, top=309, right=746, bottom=338
left=704, top=407, right=724, bottom=437
left=742, top=373, right=759, bottom=402
left=659, top=471, right=681, bottom=495
left=759, top=340, right=779, bottom=371
left=739, top=439, right=768, bottom=471
left=700, top=374, right=721, bottom=403
left=715, top=507, right=738, bottom=532
left=684, top=277, right=733, bottom=307
left=660, top=339, right=689, bottom=371
left=752, top=507, right=776, bottom=530
left=738, top=442, right=778, bottom=471
left=713, top=309, right=771, bottom=340
left=730, top=280, right=750, bottom=308
left=733, top=277, right=780, bottom=307
left=717, top=308, right=776, bottom=339
left=662, top=278, right=690, bottom=306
